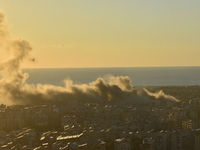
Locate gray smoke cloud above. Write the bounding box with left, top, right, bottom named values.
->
left=0, top=11, right=180, bottom=105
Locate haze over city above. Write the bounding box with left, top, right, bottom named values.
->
left=1, top=1, right=200, bottom=150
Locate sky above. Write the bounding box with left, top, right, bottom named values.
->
left=0, top=0, right=200, bottom=68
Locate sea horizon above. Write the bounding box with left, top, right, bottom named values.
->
left=23, top=66, right=200, bottom=87
left=22, top=65, right=200, bottom=69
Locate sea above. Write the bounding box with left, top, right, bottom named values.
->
left=23, top=67, right=200, bottom=87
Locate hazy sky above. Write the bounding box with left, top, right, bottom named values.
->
left=0, top=0, right=200, bottom=68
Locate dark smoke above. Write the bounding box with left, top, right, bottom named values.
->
left=0, top=10, right=179, bottom=105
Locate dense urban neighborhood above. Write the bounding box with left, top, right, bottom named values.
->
left=1, top=86, right=200, bottom=150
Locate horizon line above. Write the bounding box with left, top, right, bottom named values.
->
left=22, top=65, right=200, bottom=69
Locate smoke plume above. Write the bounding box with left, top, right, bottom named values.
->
left=0, top=11, right=179, bottom=105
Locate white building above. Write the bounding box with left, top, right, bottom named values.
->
left=114, top=138, right=131, bottom=150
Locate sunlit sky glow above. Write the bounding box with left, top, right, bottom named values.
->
left=0, top=0, right=200, bottom=68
